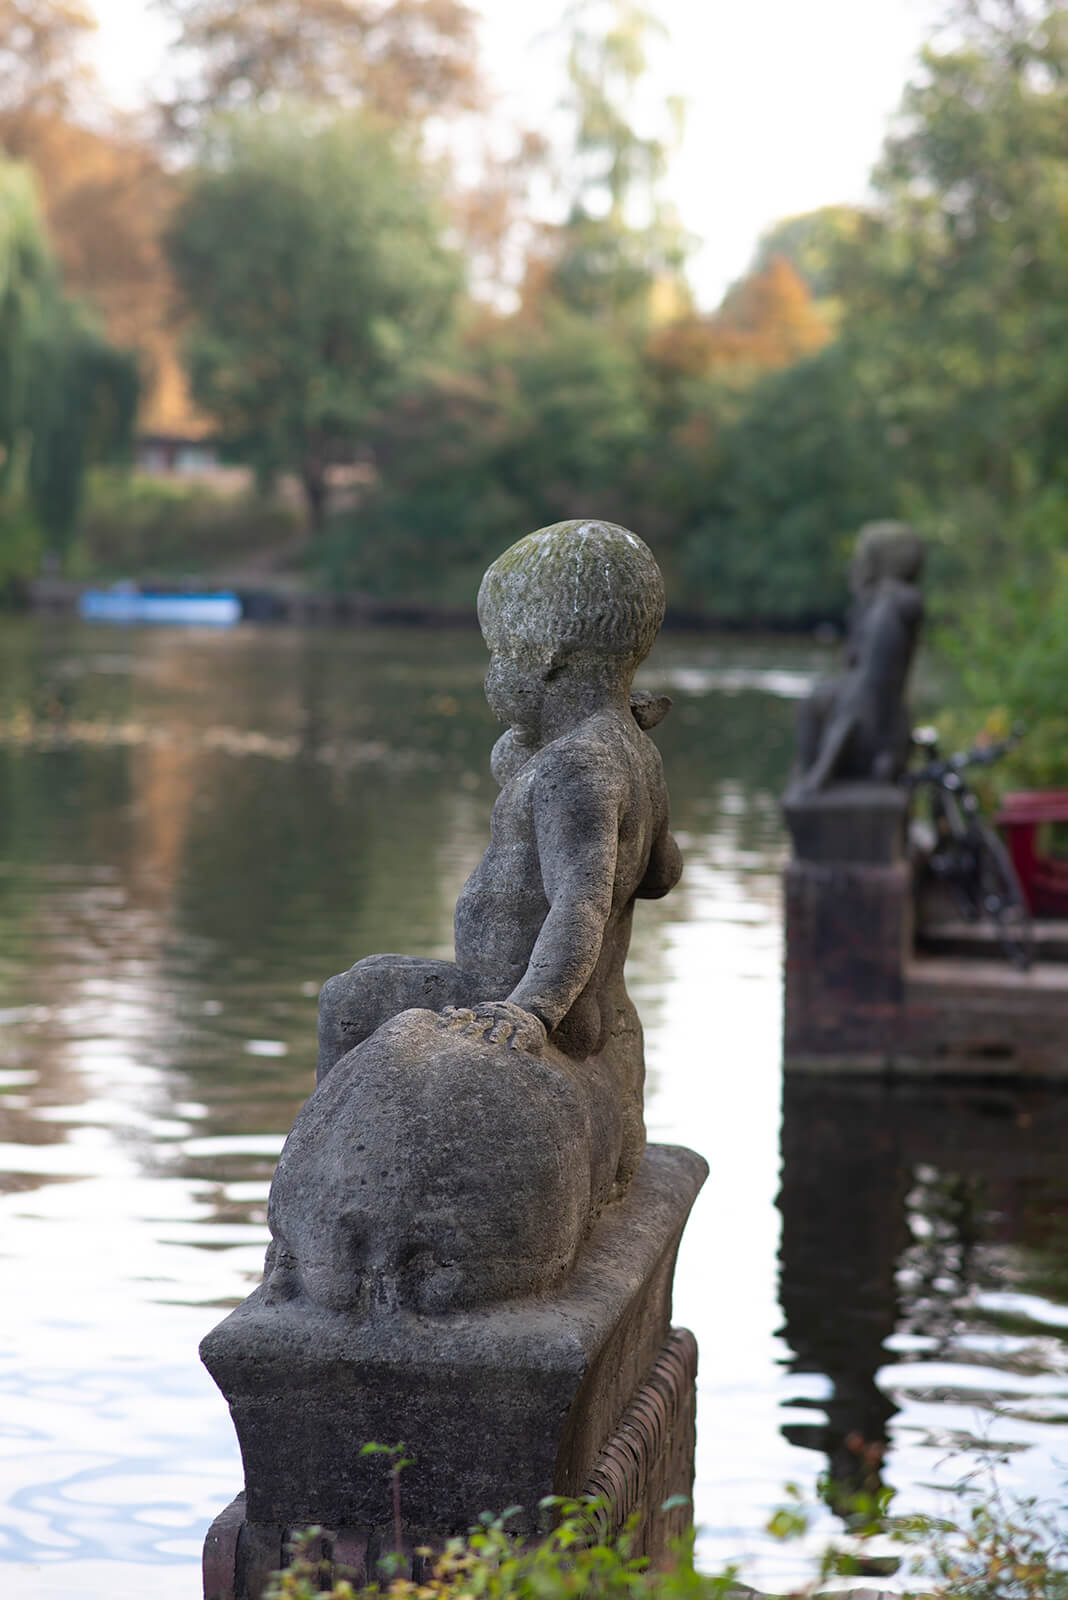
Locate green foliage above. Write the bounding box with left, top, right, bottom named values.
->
left=318, top=308, right=656, bottom=605
left=0, top=489, right=45, bottom=596
left=750, top=205, right=864, bottom=300
left=679, top=344, right=888, bottom=623
left=0, top=154, right=136, bottom=575
left=23, top=0, right=1068, bottom=690
left=680, top=0, right=1068, bottom=740
left=77, top=468, right=301, bottom=579
left=166, top=108, right=462, bottom=526
left=829, top=3, right=1068, bottom=512
left=320, top=0, right=1068, bottom=649
left=916, top=1480, right=1068, bottom=1600
left=266, top=1462, right=1068, bottom=1600
left=265, top=1499, right=740, bottom=1600
left=766, top=1454, right=1068, bottom=1600
left=827, top=0, right=1068, bottom=778
left=24, top=299, right=138, bottom=543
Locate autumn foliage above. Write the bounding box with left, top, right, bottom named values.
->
left=644, top=257, right=831, bottom=378
left=7, top=0, right=1068, bottom=691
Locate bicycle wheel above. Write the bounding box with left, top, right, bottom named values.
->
left=972, top=821, right=1034, bottom=970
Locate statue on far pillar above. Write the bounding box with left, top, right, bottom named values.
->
left=781, top=521, right=925, bottom=1043
left=793, top=521, right=926, bottom=794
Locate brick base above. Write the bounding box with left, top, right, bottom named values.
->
left=784, top=858, right=912, bottom=1057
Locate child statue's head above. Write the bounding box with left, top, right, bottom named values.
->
left=851, top=521, right=925, bottom=594
left=478, top=521, right=665, bottom=699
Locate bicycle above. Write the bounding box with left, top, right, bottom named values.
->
left=905, top=725, right=1033, bottom=970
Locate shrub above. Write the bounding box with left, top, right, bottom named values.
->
left=77, top=468, right=301, bottom=579
left=265, top=1499, right=740, bottom=1600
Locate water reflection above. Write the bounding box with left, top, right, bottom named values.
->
left=778, top=1078, right=906, bottom=1515
left=779, top=1078, right=1068, bottom=1519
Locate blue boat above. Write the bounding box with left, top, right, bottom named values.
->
left=79, top=588, right=242, bottom=626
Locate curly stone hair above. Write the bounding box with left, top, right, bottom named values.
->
left=478, top=520, right=665, bottom=669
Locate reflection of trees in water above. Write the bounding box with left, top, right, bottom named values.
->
left=1003, top=1178, right=1068, bottom=1310
left=898, top=1168, right=985, bottom=1355
left=777, top=1079, right=1068, bottom=1526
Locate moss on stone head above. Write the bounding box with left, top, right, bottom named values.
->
left=478, top=520, right=665, bottom=668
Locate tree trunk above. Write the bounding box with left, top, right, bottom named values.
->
left=301, top=461, right=328, bottom=532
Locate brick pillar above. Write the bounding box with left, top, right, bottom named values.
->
left=782, top=782, right=911, bottom=1066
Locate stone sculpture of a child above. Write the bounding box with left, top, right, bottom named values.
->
left=317, top=519, right=681, bottom=1190
left=794, top=520, right=925, bottom=793
left=201, top=527, right=705, bottom=1588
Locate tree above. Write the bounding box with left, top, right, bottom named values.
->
left=0, top=157, right=137, bottom=568
left=680, top=343, right=891, bottom=624
left=528, top=0, right=691, bottom=324
left=644, top=257, right=831, bottom=379
left=831, top=0, right=1068, bottom=508
left=318, top=304, right=652, bottom=602
left=157, top=0, right=481, bottom=138
left=0, top=0, right=96, bottom=146
left=166, top=110, right=462, bottom=528
left=751, top=205, right=865, bottom=300
left=6, top=115, right=182, bottom=406
left=0, top=1, right=201, bottom=444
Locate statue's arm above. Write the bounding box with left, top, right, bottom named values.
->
left=506, top=754, right=620, bottom=1031
left=799, top=706, right=855, bottom=792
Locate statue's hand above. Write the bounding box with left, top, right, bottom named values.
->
left=440, top=1001, right=547, bottom=1054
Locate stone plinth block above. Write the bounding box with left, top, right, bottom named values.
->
left=782, top=780, right=914, bottom=1065
left=784, top=858, right=913, bottom=1058
left=201, top=1144, right=706, bottom=1597
left=782, top=781, right=908, bottom=865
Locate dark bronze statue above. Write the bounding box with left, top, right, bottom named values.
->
left=795, top=521, right=925, bottom=792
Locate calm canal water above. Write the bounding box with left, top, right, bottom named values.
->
left=1, top=618, right=1066, bottom=1598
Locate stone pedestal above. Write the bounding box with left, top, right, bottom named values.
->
left=782, top=783, right=1068, bottom=1075
left=202, top=1143, right=706, bottom=1600
left=782, top=782, right=913, bottom=1064
left=782, top=780, right=908, bottom=867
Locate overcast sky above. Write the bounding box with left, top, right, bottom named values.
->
left=87, top=0, right=939, bottom=308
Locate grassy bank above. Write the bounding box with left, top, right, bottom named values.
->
left=73, top=469, right=302, bottom=581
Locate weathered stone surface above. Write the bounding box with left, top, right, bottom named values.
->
left=265, top=1006, right=624, bottom=1316
left=203, top=1321, right=701, bottom=1599
left=794, top=521, right=925, bottom=792
left=200, top=1144, right=707, bottom=1541
left=782, top=781, right=908, bottom=865
left=317, top=520, right=682, bottom=1192
left=201, top=521, right=705, bottom=1599
left=202, top=1493, right=245, bottom=1600
left=784, top=858, right=913, bottom=1057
